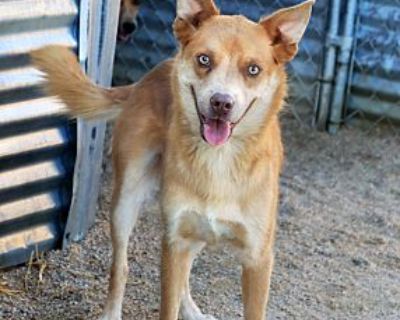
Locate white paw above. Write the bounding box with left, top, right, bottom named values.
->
left=199, top=315, right=217, bottom=320
left=180, top=293, right=218, bottom=320
left=98, top=313, right=121, bottom=320
left=181, top=311, right=217, bottom=320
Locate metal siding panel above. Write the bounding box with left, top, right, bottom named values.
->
left=0, top=0, right=78, bottom=268
left=62, top=0, right=120, bottom=246
left=0, top=127, right=69, bottom=158
left=113, top=0, right=329, bottom=120
left=0, top=191, right=64, bottom=226
left=0, top=98, right=65, bottom=125
left=347, top=0, right=400, bottom=120
left=0, top=223, right=60, bottom=267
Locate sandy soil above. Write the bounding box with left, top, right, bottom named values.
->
left=1, top=115, right=399, bottom=320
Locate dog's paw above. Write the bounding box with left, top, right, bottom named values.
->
left=98, top=313, right=121, bottom=320
left=182, top=313, right=217, bottom=320
left=200, top=315, right=218, bottom=320
left=180, top=295, right=218, bottom=320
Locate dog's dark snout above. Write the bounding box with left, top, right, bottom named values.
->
left=210, top=93, right=234, bottom=116
left=122, top=21, right=137, bottom=34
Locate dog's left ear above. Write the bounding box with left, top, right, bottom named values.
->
left=174, top=0, right=219, bottom=46
left=260, top=0, right=314, bottom=63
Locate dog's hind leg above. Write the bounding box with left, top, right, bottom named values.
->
left=100, top=151, right=160, bottom=320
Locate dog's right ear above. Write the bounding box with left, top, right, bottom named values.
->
left=174, top=0, right=219, bottom=46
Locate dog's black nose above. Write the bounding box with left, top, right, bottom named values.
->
left=210, top=93, right=234, bottom=116
left=122, top=21, right=137, bottom=34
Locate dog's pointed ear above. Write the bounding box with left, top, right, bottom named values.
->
left=260, top=0, right=314, bottom=63
left=174, top=0, right=219, bottom=46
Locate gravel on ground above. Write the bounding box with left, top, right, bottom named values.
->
left=1, top=115, right=399, bottom=320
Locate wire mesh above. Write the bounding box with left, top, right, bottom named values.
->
left=344, top=0, right=400, bottom=136
left=112, top=0, right=330, bottom=127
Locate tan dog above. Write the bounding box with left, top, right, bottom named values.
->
left=118, top=0, right=140, bottom=41
left=31, top=0, right=314, bottom=319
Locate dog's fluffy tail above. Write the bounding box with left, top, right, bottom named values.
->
left=30, top=45, right=129, bottom=119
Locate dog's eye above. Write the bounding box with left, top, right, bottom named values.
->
left=197, top=54, right=211, bottom=68
left=248, top=64, right=261, bottom=77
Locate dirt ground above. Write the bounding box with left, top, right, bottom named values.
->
left=1, top=115, right=399, bottom=320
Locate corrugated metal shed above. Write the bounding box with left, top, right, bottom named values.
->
left=0, top=0, right=120, bottom=268
left=113, top=0, right=330, bottom=122
left=0, top=0, right=77, bottom=268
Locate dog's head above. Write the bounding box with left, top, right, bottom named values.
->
left=118, top=0, right=140, bottom=41
left=173, top=0, right=314, bottom=146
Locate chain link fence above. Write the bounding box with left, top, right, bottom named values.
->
left=113, top=0, right=330, bottom=127
left=343, top=0, right=400, bottom=136
left=112, top=0, right=400, bottom=135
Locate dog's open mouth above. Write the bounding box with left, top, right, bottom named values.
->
left=200, top=115, right=232, bottom=146
left=190, top=85, right=257, bottom=147
left=191, top=85, right=232, bottom=147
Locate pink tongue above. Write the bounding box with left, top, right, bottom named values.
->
left=203, top=119, right=231, bottom=146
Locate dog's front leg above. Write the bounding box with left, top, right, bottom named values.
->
left=160, top=237, right=192, bottom=320
left=241, top=252, right=274, bottom=320
left=179, top=243, right=217, bottom=320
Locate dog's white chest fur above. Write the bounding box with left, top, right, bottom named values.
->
left=169, top=202, right=249, bottom=250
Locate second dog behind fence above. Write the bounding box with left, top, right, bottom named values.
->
left=118, top=0, right=140, bottom=41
